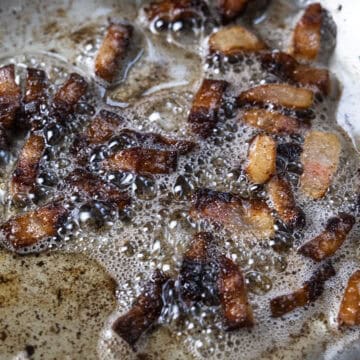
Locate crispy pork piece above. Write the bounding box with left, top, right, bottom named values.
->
left=292, top=3, right=323, bottom=61
left=65, top=169, right=130, bottom=210
left=261, top=52, right=330, bottom=94
left=217, top=0, right=249, bottom=23
left=10, top=133, right=45, bottom=198
left=338, top=270, right=360, bottom=327
left=112, top=269, right=169, bottom=347
left=95, top=23, right=133, bottom=83
left=209, top=25, right=266, bottom=55
left=238, top=84, right=314, bottom=110
left=179, top=232, right=218, bottom=306
left=242, top=109, right=302, bottom=134
left=0, top=64, right=21, bottom=128
left=300, top=131, right=341, bottom=199
left=270, top=262, right=335, bottom=317
left=23, top=68, right=47, bottom=113
left=0, top=203, right=69, bottom=250
left=268, top=176, right=305, bottom=229
left=144, top=0, right=208, bottom=23
left=218, top=255, right=254, bottom=330
left=53, top=73, right=88, bottom=112
left=246, top=134, right=276, bottom=184
left=299, top=213, right=355, bottom=262
left=188, top=79, right=228, bottom=138
left=102, top=147, right=178, bottom=175
left=190, top=189, right=275, bottom=239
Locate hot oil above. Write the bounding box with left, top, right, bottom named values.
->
left=0, top=1, right=359, bottom=360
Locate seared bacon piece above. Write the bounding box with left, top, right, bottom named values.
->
left=0, top=64, right=21, bottom=128
left=0, top=202, right=69, bottom=250
left=261, top=52, right=330, bottom=95
left=246, top=134, right=276, bottom=184
left=95, top=23, right=133, bottom=83
left=144, top=0, right=208, bottom=23
left=53, top=73, right=88, bottom=112
left=188, top=79, right=228, bottom=138
left=338, top=270, right=360, bottom=327
left=300, top=131, right=341, bottom=199
left=238, top=84, right=314, bottom=110
left=10, top=134, right=45, bottom=198
left=112, top=269, right=169, bottom=347
left=179, top=232, right=219, bottom=306
left=218, top=255, right=254, bottom=330
left=217, top=0, right=249, bottom=23
left=23, top=68, right=47, bottom=113
left=299, top=213, right=355, bottom=262
left=270, top=262, right=335, bottom=317
left=292, top=3, right=323, bottom=61
left=65, top=169, right=130, bottom=210
left=268, top=176, right=305, bottom=229
left=209, top=25, right=266, bottom=55
left=242, top=109, right=302, bottom=134
left=102, top=147, right=178, bottom=175
left=190, top=189, right=275, bottom=239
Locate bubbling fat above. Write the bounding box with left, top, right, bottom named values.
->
left=0, top=4, right=359, bottom=360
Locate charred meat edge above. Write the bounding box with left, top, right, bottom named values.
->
left=270, top=262, right=335, bottom=317
left=299, top=213, right=355, bottom=261
left=23, top=68, right=47, bottom=113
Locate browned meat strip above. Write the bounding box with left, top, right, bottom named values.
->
left=209, top=25, right=266, bottom=55
left=270, top=262, right=335, bottom=317
left=217, top=0, right=249, bottom=23
left=23, top=68, right=47, bottom=113
left=0, top=64, right=21, bottom=128
left=188, top=79, right=228, bottom=138
left=218, top=255, right=254, bottom=330
left=10, top=133, right=45, bottom=198
left=299, top=213, right=355, bottom=261
left=300, top=131, right=341, bottom=199
left=112, top=269, right=169, bottom=347
left=292, top=3, right=323, bottom=61
left=190, top=189, right=275, bottom=239
left=65, top=169, right=130, bottom=210
left=242, top=109, right=303, bottom=134
left=246, top=134, right=276, bottom=184
left=267, top=176, right=305, bottom=229
left=102, top=147, right=178, bottom=175
left=95, top=23, right=133, bottom=83
left=0, top=202, right=69, bottom=250
left=179, top=232, right=219, bottom=306
left=338, top=270, right=360, bottom=327
left=238, top=84, right=314, bottom=110
left=53, top=73, right=88, bottom=112
left=261, top=52, right=330, bottom=94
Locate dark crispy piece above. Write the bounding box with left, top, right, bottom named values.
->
left=338, top=270, right=360, bottom=327
left=65, top=169, right=130, bottom=210
left=299, top=213, right=355, bottom=262
left=188, top=79, right=228, bottom=138
left=217, top=0, right=249, bottom=23
left=218, top=255, right=254, bottom=330
left=10, top=134, right=45, bottom=198
left=179, top=232, right=218, bottom=306
left=190, top=189, right=275, bottom=239
left=0, top=203, right=69, bottom=249
left=261, top=52, right=330, bottom=94
left=270, top=262, right=335, bottom=317
left=268, top=176, right=305, bottom=229
left=0, top=64, right=21, bottom=128
left=277, top=142, right=303, bottom=164
left=112, top=269, right=168, bottom=347
left=292, top=3, right=322, bottom=61
left=238, top=84, right=314, bottom=110
left=144, top=0, right=208, bottom=23
left=102, top=147, right=178, bottom=175
left=95, top=23, right=133, bottom=83
left=23, top=68, right=47, bottom=113
left=53, top=73, right=88, bottom=112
